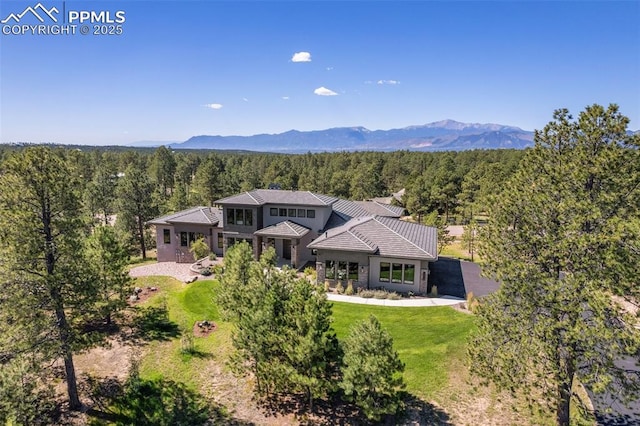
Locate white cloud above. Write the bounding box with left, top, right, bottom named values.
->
left=282, top=96, right=290, bottom=100
left=204, top=103, right=223, bottom=109
left=364, top=80, right=374, bottom=85
left=242, top=98, right=249, bottom=102
left=291, top=51, right=311, bottom=62
left=377, top=79, right=400, bottom=85
left=313, top=87, right=338, bottom=96
left=326, top=66, right=333, bottom=71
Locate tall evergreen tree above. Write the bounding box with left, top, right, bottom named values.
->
left=85, top=226, right=132, bottom=325
left=0, top=147, right=91, bottom=410
left=469, top=104, right=640, bottom=425
left=117, top=164, right=157, bottom=259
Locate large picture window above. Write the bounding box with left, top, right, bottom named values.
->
left=297, top=209, right=306, bottom=218
left=380, top=262, right=417, bottom=285
left=270, top=208, right=278, bottom=216
left=180, top=232, right=203, bottom=247
left=325, top=260, right=359, bottom=282
left=306, top=209, right=315, bottom=218
left=227, top=208, right=253, bottom=226
left=217, top=234, right=223, bottom=249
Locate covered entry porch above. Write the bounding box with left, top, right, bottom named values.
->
left=254, top=221, right=311, bottom=269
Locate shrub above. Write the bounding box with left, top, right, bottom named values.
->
left=359, top=289, right=375, bottom=299
left=200, top=267, right=212, bottom=276
left=345, top=280, right=354, bottom=295
left=209, top=253, right=217, bottom=261
left=180, top=324, right=196, bottom=355
left=430, top=285, right=438, bottom=297
left=324, top=280, right=331, bottom=293
left=189, top=238, right=210, bottom=261
left=303, top=266, right=317, bottom=279
left=336, top=281, right=345, bottom=294
left=387, top=292, right=402, bottom=300
left=373, top=290, right=389, bottom=299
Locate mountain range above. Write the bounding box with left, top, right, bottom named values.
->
left=131, top=119, right=537, bottom=152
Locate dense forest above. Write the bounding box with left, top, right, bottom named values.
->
left=0, top=145, right=524, bottom=248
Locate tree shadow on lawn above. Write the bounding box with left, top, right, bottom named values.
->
left=128, top=305, right=180, bottom=342
left=82, top=374, right=254, bottom=426
left=259, top=391, right=452, bottom=425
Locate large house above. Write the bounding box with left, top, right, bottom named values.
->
left=149, top=189, right=437, bottom=294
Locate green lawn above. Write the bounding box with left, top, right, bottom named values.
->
left=331, top=303, right=475, bottom=399
left=132, top=276, right=475, bottom=400
left=131, top=276, right=233, bottom=387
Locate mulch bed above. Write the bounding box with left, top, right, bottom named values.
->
left=193, top=320, right=217, bottom=337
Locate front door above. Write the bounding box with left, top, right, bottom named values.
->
left=282, top=239, right=291, bottom=260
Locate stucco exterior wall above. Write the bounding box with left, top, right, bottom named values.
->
left=155, top=224, right=223, bottom=262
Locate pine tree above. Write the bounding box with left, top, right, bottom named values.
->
left=0, top=147, right=92, bottom=410
left=341, top=315, right=405, bottom=422
left=469, top=104, right=640, bottom=425
left=85, top=226, right=132, bottom=325
left=117, top=164, right=157, bottom=259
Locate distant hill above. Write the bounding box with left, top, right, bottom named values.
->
left=166, top=120, right=535, bottom=152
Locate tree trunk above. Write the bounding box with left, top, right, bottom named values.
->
left=54, top=302, right=82, bottom=410
left=138, top=216, right=146, bottom=259
left=556, top=363, right=574, bottom=426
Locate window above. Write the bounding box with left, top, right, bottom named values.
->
left=404, top=264, right=415, bottom=284
left=297, top=209, right=306, bottom=218
left=217, top=234, right=223, bottom=249
left=235, top=209, right=244, bottom=225
left=325, top=260, right=336, bottom=279
left=279, top=208, right=287, bottom=216
left=306, top=209, right=315, bottom=218
left=325, top=260, right=358, bottom=281
left=181, top=232, right=203, bottom=247
left=337, top=261, right=347, bottom=280
left=227, top=208, right=253, bottom=226
left=380, top=262, right=416, bottom=284
left=163, top=229, right=171, bottom=244
left=379, top=262, right=390, bottom=282
left=348, top=262, right=359, bottom=280
left=270, top=208, right=278, bottom=216
left=288, top=208, right=296, bottom=217
left=392, top=263, right=403, bottom=283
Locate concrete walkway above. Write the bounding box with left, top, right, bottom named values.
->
left=326, top=293, right=463, bottom=306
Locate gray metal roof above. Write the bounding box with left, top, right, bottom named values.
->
left=331, top=199, right=403, bottom=223
left=147, top=206, right=222, bottom=226
left=353, top=201, right=404, bottom=217
left=215, top=189, right=337, bottom=207
left=254, top=221, right=310, bottom=238
left=309, top=216, right=437, bottom=260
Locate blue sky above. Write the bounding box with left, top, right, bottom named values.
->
left=1, top=0, right=639, bottom=145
